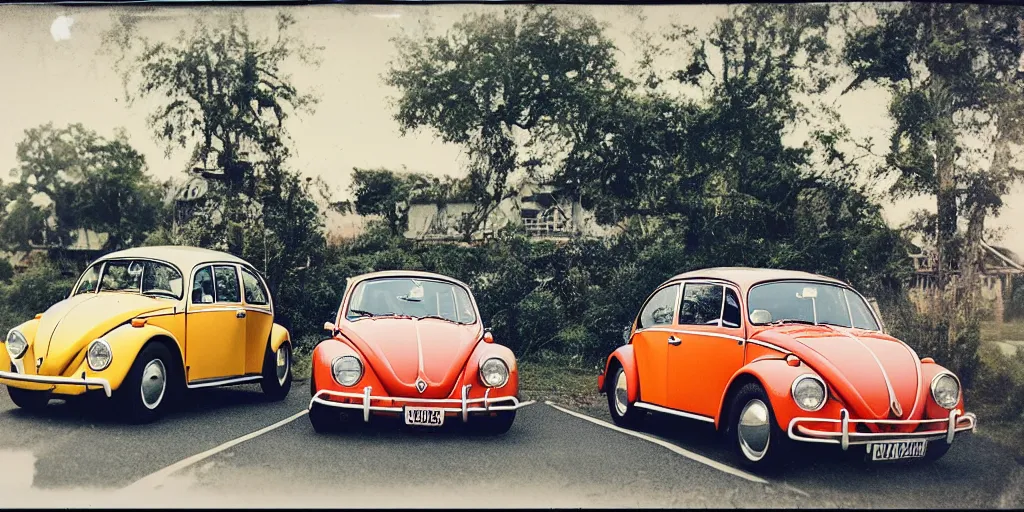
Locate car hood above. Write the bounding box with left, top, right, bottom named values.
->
left=31, top=293, right=174, bottom=375
left=339, top=318, right=483, bottom=398
left=751, top=324, right=922, bottom=420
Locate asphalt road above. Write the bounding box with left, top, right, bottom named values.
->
left=0, top=382, right=1021, bottom=508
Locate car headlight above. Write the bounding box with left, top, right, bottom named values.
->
left=332, top=356, right=363, bottom=387
left=479, top=357, right=509, bottom=388
left=792, top=374, right=827, bottom=412
left=86, top=338, right=112, bottom=371
left=5, top=329, right=28, bottom=360
left=931, top=372, right=960, bottom=410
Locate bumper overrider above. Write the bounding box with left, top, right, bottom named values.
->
left=309, top=384, right=536, bottom=423
left=0, top=369, right=112, bottom=397
left=787, top=408, right=978, bottom=450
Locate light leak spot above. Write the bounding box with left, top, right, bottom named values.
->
left=50, top=15, right=74, bottom=42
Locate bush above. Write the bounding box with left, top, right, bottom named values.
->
left=0, top=261, right=77, bottom=333
left=971, top=342, right=1024, bottom=421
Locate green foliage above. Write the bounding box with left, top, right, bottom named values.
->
left=1, top=123, right=167, bottom=251
left=1008, top=276, right=1024, bottom=321
left=0, top=261, right=77, bottom=335
left=972, top=343, right=1024, bottom=421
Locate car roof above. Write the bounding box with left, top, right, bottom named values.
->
left=95, top=245, right=250, bottom=272
left=348, top=270, right=473, bottom=291
left=664, top=267, right=849, bottom=291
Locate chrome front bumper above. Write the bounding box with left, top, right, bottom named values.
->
left=787, top=408, right=978, bottom=450
left=0, top=370, right=112, bottom=397
left=309, top=384, right=536, bottom=423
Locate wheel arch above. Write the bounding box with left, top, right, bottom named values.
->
left=717, top=358, right=814, bottom=431
left=601, top=345, right=639, bottom=404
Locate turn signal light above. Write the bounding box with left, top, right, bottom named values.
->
left=921, top=357, right=935, bottom=364
left=131, top=318, right=148, bottom=328
left=786, top=355, right=801, bottom=367
left=34, top=313, right=43, bottom=319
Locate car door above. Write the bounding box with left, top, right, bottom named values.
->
left=630, top=283, right=681, bottom=407
left=240, top=266, right=275, bottom=375
left=665, top=281, right=745, bottom=418
left=185, top=264, right=247, bottom=382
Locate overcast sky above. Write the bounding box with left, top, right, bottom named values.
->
left=1, top=4, right=1021, bottom=255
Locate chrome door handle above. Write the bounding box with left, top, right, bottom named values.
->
left=667, top=336, right=681, bottom=346
left=236, top=309, right=246, bottom=319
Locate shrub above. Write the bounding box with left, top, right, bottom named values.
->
left=971, top=342, right=1024, bottom=421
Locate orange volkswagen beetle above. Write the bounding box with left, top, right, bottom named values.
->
left=308, top=271, right=534, bottom=435
left=598, top=267, right=977, bottom=471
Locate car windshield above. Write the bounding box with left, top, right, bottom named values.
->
left=75, top=259, right=184, bottom=300
left=747, top=280, right=879, bottom=331
left=345, top=277, right=477, bottom=324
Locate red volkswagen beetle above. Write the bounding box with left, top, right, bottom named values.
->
left=598, top=268, right=977, bottom=471
left=308, top=271, right=534, bottom=434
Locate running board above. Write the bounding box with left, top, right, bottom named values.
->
left=186, top=374, right=263, bottom=389
left=634, top=402, right=715, bottom=423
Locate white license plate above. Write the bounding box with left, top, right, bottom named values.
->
left=868, top=440, right=928, bottom=461
left=404, top=407, right=444, bottom=427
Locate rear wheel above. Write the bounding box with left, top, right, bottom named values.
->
left=260, top=341, right=292, bottom=401
left=474, top=411, right=516, bottom=436
left=7, top=387, right=50, bottom=413
left=114, top=343, right=175, bottom=424
left=726, top=382, right=792, bottom=473
left=607, top=365, right=644, bottom=429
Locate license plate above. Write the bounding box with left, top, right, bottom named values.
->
left=868, top=440, right=928, bottom=461
left=404, top=407, right=444, bottom=427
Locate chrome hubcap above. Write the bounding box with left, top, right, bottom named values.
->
left=276, top=346, right=290, bottom=386
left=140, top=359, right=167, bottom=410
left=613, top=369, right=629, bottom=416
left=737, top=399, right=771, bottom=462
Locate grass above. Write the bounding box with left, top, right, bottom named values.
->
left=518, top=358, right=604, bottom=414
left=292, top=345, right=313, bottom=381
left=980, top=320, right=1024, bottom=342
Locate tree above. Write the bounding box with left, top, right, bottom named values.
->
left=346, top=167, right=429, bottom=236
left=102, top=10, right=329, bottom=338
left=384, top=6, right=626, bottom=242
left=1, top=123, right=166, bottom=251
left=844, top=4, right=1024, bottom=347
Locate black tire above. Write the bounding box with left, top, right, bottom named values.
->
left=260, top=341, right=292, bottom=401
left=114, top=343, right=175, bottom=424
left=7, top=387, right=50, bottom=412
left=725, top=382, right=793, bottom=473
left=922, top=439, right=952, bottom=462
left=474, top=411, right=516, bottom=436
left=607, top=365, right=645, bottom=429
left=308, top=372, right=346, bottom=433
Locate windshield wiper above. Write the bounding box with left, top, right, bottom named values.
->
left=143, top=290, right=178, bottom=299
left=349, top=309, right=376, bottom=318
left=770, top=318, right=818, bottom=326
left=418, top=315, right=461, bottom=324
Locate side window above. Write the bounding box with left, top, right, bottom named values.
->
left=637, top=285, right=679, bottom=330
left=74, top=265, right=101, bottom=296
left=214, top=266, right=241, bottom=303
left=240, top=268, right=269, bottom=306
left=679, top=283, right=724, bottom=326
left=192, top=266, right=215, bottom=304
left=723, top=288, right=741, bottom=328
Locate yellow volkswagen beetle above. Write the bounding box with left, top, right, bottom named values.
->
left=0, top=246, right=293, bottom=423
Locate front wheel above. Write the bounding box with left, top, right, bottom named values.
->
left=726, top=382, right=793, bottom=473
left=607, top=366, right=644, bottom=429
left=7, top=387, right=51, bottom=413
left=114, top=343, right=176, bottom=424
left=474, top=411, right=516, bottom=436
left=922, top=440, right=952, bottom=463
left=260, top=341, right=292, bottom=401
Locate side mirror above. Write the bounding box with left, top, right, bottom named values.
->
left=324, top=321, right=337, bottom=333
left=483, top=330, right=494, bottom=343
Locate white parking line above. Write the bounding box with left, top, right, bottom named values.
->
left=544, top=401, right=769, bottom=485
left=120, top=410, right=308, bottom=492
